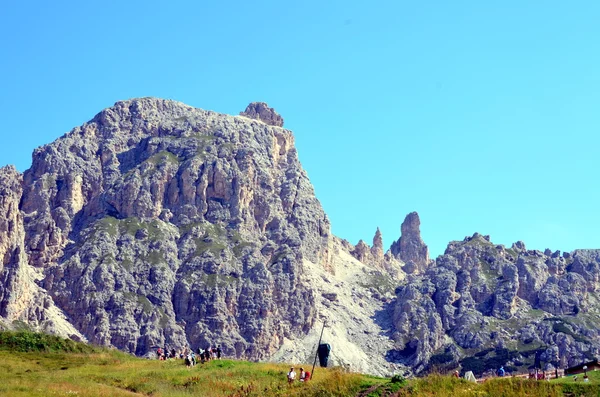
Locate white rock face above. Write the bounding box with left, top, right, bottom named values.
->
left=272, top=238, right=407, bottom=376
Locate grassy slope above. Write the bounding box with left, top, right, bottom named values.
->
left=0, top=351, right=385, bottom=397
left=553, top=370, right=600, bottom=384
left=1, top=332, right=600, bottom=397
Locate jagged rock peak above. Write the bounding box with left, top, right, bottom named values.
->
left=240, top=102, right=284, bottom=127
left=392, top=233, right=600, bottom=375
left=352, top=240, right=371, bottom=263
left=512, top=240, right=527, bottom=252
left=7, top=96, right=333, bottom=359
left=371, top=227, right=384, bottom=259
left=390, top=211, right=429, bottom=273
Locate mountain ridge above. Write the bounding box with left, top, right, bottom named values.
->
left=0, top=97, right=598, bottom=376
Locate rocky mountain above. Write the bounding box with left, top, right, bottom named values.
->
left=3, top=98, right=332, bottom=360
left=390, top=212, right=430, bottom=274
left=390, top=233, right=600, bottom=375
left=0, top=97, right=598, bottom=377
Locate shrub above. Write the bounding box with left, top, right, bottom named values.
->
left=0, top=331, right=97, bottom=353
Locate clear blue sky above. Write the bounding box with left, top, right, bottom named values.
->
left=1, top=1, right=599, bottom=257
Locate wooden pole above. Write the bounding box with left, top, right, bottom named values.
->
left=311, top=321, right=326, bottom=378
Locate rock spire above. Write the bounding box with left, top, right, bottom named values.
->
left=391, top=212, right=429, bottom=273
left=240, top=102, right=284, bottom=127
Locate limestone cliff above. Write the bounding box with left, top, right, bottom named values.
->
left=6, top=98, right=331, bottom=359
left=1, top=97, right=599, bottom=378
left=390, top=233, right=600, bottom=375
left=390, top=212, right=430, bottom=274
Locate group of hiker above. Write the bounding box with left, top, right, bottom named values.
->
left=156, top=345, right=222, bottom=367
left=287, top=367, right=311, bottom=384
left=451, top=366, right=562, bottom=382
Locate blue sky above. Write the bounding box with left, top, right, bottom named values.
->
left=1, top=1, right=599, bottom=257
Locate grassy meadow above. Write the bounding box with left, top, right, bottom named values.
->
left=1, top=331, right=600, bottom=397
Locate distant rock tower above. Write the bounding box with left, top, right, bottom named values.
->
left=240, top=102, right=284, bottom=127
left=371, top=227, right=384, bottom=261
left=390, top=212, right=430, bottom=273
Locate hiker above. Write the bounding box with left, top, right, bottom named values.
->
left=300, top=367, right=310, bottom=382
left=287, top=367, right=296, bottom=384
left=171, top=348, right=176, bottom=359
left=157, top=347, right=163, bottom=360
left=497, top=366, right=505, bottom=377
left=453, top=370, right=459, bottom=378
left=216, top=345, right=222, bottom=360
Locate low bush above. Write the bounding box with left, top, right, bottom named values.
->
left=0, top=330, right=98, bottom=353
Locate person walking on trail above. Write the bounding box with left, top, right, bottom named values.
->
left=216, top=345, right=222, bottom=360
left=287, top=367, right=296, bottom=384
left=497, top=366, right=505, bottom=377
left=300, top=367, right=311, bottom=382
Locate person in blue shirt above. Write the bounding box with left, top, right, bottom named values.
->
left=497, top=366, right=506, bottom=377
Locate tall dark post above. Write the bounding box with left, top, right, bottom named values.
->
left=311, top=321, right=326, bottom=378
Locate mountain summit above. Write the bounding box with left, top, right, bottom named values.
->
left=0, top=98, right=598, bottom=377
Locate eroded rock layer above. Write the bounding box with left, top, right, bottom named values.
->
left=391, top=234, right=600, bottom=375
left=7, top=98, right=331, bottom=359
left=1, top=97, right=598, bottom=377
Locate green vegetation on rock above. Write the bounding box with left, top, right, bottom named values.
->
left=0, top=331, right=99, bottom=354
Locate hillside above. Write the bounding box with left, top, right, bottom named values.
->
left=1, top=331, right=600, bottom=397
left=0, top=97, right=599, bottom=376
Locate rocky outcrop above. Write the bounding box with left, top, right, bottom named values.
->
left=390, top=212, right=430, bottom=273
left=349, top=229, right=404, bottom=279
left=0, top=166, right=83, bottom=339
left=390, top=233, right=600, bottom=375
left=0, top=166, right=29, bottom=319
left=2, top=97, right=599, bottom=378
left=240, top=102, right=284, bottom=127
left=352, top=240, right=371, bottom=263
left=371, top=228, right=384, bottom=261
left=5, top=98, right=331, bottom=359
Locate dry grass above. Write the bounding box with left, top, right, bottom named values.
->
left=0, top=350, right=383, bottom=397
left=1, top=332, right=599, bottom=397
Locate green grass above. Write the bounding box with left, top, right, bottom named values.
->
left=93, top=216, right=171, bottom=241
left=2, top=331, right=600, bottom=396
left=147, top=150, right=180, bottom=166
left=553, top=370, right=600, bottom=384
left=363, top=374, right=600, bottom=397
left=0, top=349, right=382, bottom=397
left=0, top=331, right=99, bottom=354
left=359, top=272, right=396, bottom=296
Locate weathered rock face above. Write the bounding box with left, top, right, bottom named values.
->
left=0, top=166, right=29, bottom=319
left=390, top=212, right=430, bottom=273
left=2, top=97, right=599, bottom=378
left=0, top=166, right=83, bottom=338
left=371, top=227, right=384, bottom=261
left=390, top=233, right=600, bottom=375
left=5, top=98, right=331, bottom=359
left=349, top=229, right=404, bottom=279
left=240, top=102, right=284, bottom=127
